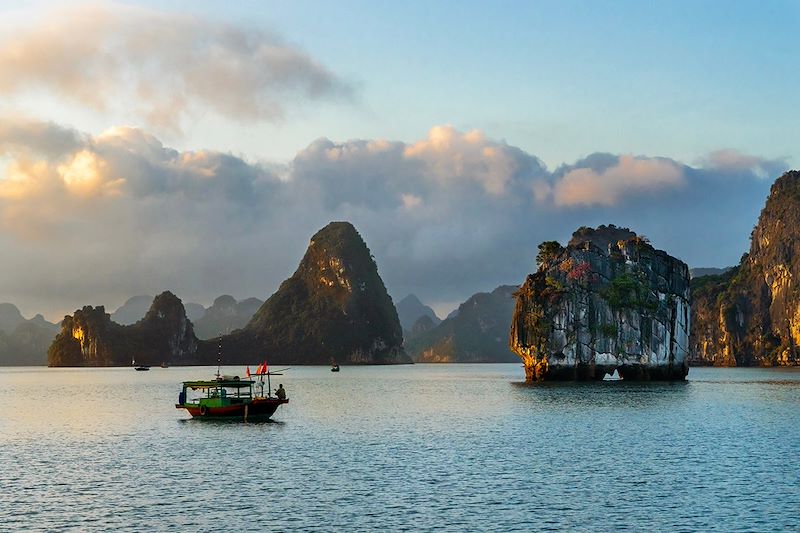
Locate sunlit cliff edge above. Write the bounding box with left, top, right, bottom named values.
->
left=690, top=170, right=800, bottom=367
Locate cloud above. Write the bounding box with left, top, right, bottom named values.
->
left=0, top=117, right=786, bottom=319
left=0, top=118, right=83, bottom=159
left=402, top=125, right=548, bottom=195
left=700, top=149, right=787, bottom=179
left=0, top=4, right=352, bottom=131
left=549, top=155, right=686, bottom=207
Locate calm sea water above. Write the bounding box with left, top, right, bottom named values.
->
left=1, top=364, right=799, bottom=532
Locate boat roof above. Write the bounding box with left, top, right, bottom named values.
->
left=182, top=380, right=256, bottom=389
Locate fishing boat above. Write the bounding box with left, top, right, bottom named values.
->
left=175, top=370, right=288, bottom=420
left=132, top=358, right=150, bottom=371
left=331, top=359, right=340, bottom=372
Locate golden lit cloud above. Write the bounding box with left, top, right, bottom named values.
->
left=58, top=150, right=125, bottom=198
left=403, top=125, right=540, bottom=195
left=0, top=118, right=784, bottom=320
left=552, top=155, right=685, bottom=207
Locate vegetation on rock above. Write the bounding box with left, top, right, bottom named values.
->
left=511, top=224, right=690, bottom=381
left=48, top=291, right=197, bottom=367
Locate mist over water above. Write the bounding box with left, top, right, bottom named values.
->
left=2, top=365, right=799, bottom=531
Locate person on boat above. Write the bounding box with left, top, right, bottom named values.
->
left=275, top=384, right=286, bottom=400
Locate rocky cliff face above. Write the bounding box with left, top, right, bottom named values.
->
left=48, top=291, right=198, bottom=366
left=690, top=171, right=800, bottom=367
left=510, top=225, right=690, bottom=381
left=406, top=285, right=519, bottom=363
left=219, top=222, right=409, bottom=365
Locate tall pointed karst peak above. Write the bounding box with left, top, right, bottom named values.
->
left=244, top=221, right=409, bottom=364
left=143, top=291, right=189, bottom=323
left=287, top=221, right=385, bottom=302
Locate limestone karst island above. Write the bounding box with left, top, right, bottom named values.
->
left=27, top=171, right=800, bottom=380
left=510, top=225, right=689, bottom=381
left=3, top=3, right=800, bottom=531
left=47, top=222, right=408, bottom=367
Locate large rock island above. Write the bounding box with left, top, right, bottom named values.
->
left=48, top=291, right=198, bottom=366
left=510, top=225, right=690, bottom=381
left=48, top=221, right=409, bottom=366
left=221, top=221, right=409, bottom=364
left=690, top=170, right=800, bottom=367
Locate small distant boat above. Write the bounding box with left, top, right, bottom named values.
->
left=160, top=362, right=169, bottom=368
left=132, top=358, right=150, bottom=371
left=331, top=359, right=340, bottom=372
left=175, top=371, right=288, bottom=420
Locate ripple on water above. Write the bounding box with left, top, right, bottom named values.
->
left=0, top=365, right=798, bottom=531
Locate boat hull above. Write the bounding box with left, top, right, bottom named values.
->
left=177, top=398, right=288, bottom=420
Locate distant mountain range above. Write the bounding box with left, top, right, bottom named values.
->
left=0, top=303, right=59, bottom=365
left=396, top=294, right=440, bottom=339
left=192, top=295, right=263, bottom=339
left=405, top=285, right=519, bottom=363
left=689, top=267, right=733, bottom=279
left=4, top=280, right=522, bottom=366
left=47, top=222, right=409, bottom=366
left=2, top=293, right=265, bottom=365
left=110, top=294, right=263, bottom=338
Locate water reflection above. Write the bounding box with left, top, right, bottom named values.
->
left=510, top=378, right=691, bottom=409
left=2, top=364, right=799, bottom=532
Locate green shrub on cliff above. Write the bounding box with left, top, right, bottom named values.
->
left=601, top=272, right=657, bottom=311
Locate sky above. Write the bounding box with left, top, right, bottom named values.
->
left=0, top=1, right=797, bottom=320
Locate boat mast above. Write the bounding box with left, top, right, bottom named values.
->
left=215, top=335, right=222, bottom=379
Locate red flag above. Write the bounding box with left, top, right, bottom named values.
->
left=245, top=366, right=251, bottom=378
